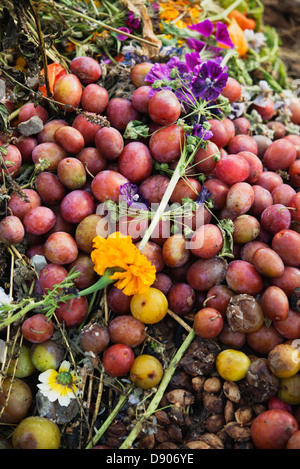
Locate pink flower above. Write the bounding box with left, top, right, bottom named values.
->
left=117, top=27, right=132, bottom=41
left=188, top=20, right=234, bottom=49
left=126, top=12, right=140, bottom=30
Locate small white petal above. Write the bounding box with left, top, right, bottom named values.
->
left=0, top=287, right=12, bottom=305
left=47, top=390, right=60, bottom=402
left=59, top=361, right=71, bottom=373
left=37, top=383, right=51, bottom=393
left=38, top=369, right=56, bottom=383
left=58, top=394, right=72, bottom=407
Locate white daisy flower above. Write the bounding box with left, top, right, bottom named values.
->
left=37, top=360, right=78, bottom=407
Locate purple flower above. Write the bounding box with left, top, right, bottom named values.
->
left=102, top=54, right=112, bottom=64
left=187, top=38, right=222, bottom=56
left=120, top=182, right=149, bottom=211
left=184, top=52, right=202, bottom=73
left=145, top=56, right=181, bottom=84
left=192, top=124, right=213, bottom=141
left=144, top=62, right=171, bottom=83
left=148, top=86, right=173, bottom=99
left=196, top=186, right=211, bottom=206
left=187, top=38, right=206, bottom=52
left=145, top=57, right=181, bottom=98
left=145, top=62, right=173, bottom=98
left=150, top=2, right=160, bottom=13
left=117, top=27, right=132, bottom=41
left=188, top=19, right=214, bottom=37
left=166, top=56, right=181, bottom=69
left=215, top=22, right=234, bottom=48
left=210, top=56, right=227, bottom=67
left=191, top=61, right=228, bottom=101
left=188, top=20, right=233, bottom=50
left=175, top=88, right=197, bottom=106
left=126, top=12, right=140, bottom=30
left=168, top=53, right=201, bottom=84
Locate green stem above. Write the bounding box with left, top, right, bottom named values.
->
left=78, top=270, right=116, bottom=297
left=8, top=104, right=26, bottom=123
left=0, top=299, right=44, bottom=331
left=103, top=46, right=117, bottom=64
left=221, top=48, right=238, bottom=68
left=207, top=0, right=246, bottom=22
left=0, top=270, right=115, bottom=331
left=102, top=0, right=120, bottom=16
left=119, top=329, right=196, bottom=449
left=89, top=0, right=100, bottom=17
left=85, top=385, right=134, bottom=449
left=138, top=153, right=182, bottom=251
left=257, top=67, right=283, bottom=93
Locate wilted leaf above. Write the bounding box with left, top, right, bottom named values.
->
left=123, top=120, right=149, bottom=139
left=121, top=0, right=161, bottom=57
left=0, top=104, right=10, bottom=133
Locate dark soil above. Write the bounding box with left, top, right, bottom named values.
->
left=263, top=0, right=300, bottom=79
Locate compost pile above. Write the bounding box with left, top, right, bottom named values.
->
left=0, top=0, right=300, bottom=451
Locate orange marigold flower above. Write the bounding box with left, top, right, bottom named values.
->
left=160, top=7, right=180, bottom=21
left=91, top=232, right=156, bottom=296
left=189, top=7, right=201, bottom=21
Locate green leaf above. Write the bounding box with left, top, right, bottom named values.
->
left=183, top=225, right=194, bottom=238
left=0, top=145, right=8, bottom=156
left=181, top=197, right=198, bottom=212
left=198, top=173, right=206, bottom=184
left=227, top=56, right=253, bottom=86
left=161, top=36, right=178, bottom=47
left=217, top=218, right=235, bottom=258
left=123, top=120, right=149, bottom=140
left=0, top=103, right=10, bottom=133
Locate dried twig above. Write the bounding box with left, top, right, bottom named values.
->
left=87, top=368, right=105, bottom=443
left=85, top=385, right=134, bottom=449
left=119, top=329, right=196, bottom=449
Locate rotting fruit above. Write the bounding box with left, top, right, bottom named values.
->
left=30, top=339, right=64, bottom=372
left=12, top=416, right=61, bottom=449
left=129, top=354, right=163, bottom=389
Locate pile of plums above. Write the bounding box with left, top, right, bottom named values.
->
left=1, top=55, right=300, bottom=449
